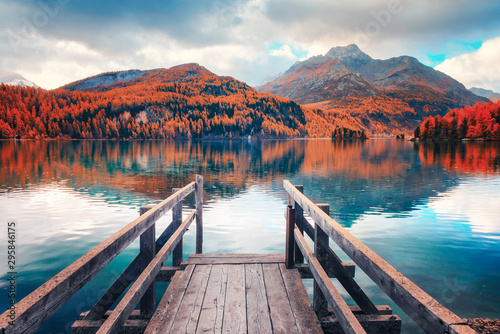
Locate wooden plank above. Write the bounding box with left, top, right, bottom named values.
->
left=286, top=205, right=295, bottom=269
left=302, top=216, right=357, bottom=279
left=294, top=227, right=366, bottom=334
left=321, top=314, right=402, bottom=334
left=96, top=211, right=196, bottom=334
left=79, top=310, right=142, bottom=320
left=279, top=263, right=323, bottom=334
left=284, top=180, right=474, bottom=334
left=172, top=188, right=183, bottom=266
left=155, top=267, right=181, bottom=282
left=170, top=265, right=212, bottom=333
left=449, top=324, right=478, bottom=334
left=314, top=204, right=330, bottom=318
left=295, top=263, right=355, bottom=279
left=140, top=223, right=156, bottom=317
left=71, top=319, right=148, bottom=334
left=293, top=185, right=305, bottom=264
left=182, top=253, right=284, bottom=267
left=188, top=253, right=284, bottom=259
left=222, top=264, right=246, bottom=333
left=145, top=265, right=195, bottom=334
left=196, top=174, right=203, bottom=254
left=262, top=263, right=300, bottom=334
left=0, top=181, right=196, bottom=334
left=245, top=264, right=272, bottom=334
left=196, top=265, right=229, bottom=334
left=85, top=221, right=175, bottom=320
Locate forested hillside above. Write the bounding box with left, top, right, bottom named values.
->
left=415, top=101, right=500, bottom=141
left=0, top=64, right=363, bottom=139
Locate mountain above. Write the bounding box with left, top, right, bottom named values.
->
left=0, top=70, right=38, bottom=88
left=470, top=87, right=500, bottom=102
left=0, top=63, right=364, bottom=139
left=258, top=44, right=488, bottom=134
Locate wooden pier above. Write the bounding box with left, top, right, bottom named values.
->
left=0, top=176, right=477, bottom=333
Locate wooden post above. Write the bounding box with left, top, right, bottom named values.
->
left=294, top=185, right=304, bottom=264
left=139, top=207, right=156, bottom=318
left=314, top=203, right=330, bottom=318
left=172, top=188, right=183, bottom=266
left=195, top=175, right=203, bottom=254
left=285, top=205, right=295, bottom=269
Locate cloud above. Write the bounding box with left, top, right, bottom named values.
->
left=435, top=37, right=500, bottom=92
left=1, top=0, right=500, bottom=89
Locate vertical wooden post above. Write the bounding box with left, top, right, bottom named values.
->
left=294, top=185, right=304, bottom=264
left=172, top=188, right=183, bottom=266
left=139, top=206, right=156, bottom=317
left=285, top=205, right=295, bottom=269
left=195, top=174, right=203, bottom=254
left=314, top=203, right=330, bottom=318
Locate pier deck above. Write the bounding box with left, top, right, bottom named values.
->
left=145, top=253, right=322, bottom=334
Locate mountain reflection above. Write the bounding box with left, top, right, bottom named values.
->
left=1, top=140, right=499, bottom=224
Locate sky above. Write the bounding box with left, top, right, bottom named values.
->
left=1, top=0, right=500, bottom=91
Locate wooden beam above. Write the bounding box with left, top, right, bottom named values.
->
left=321, top=314, right=402, bottom=334
left=172, top=188, right=183, bottom=266
left=294, top=263, right=355, bottom=279
left=195, top=174, right=203, bottom=254
left=285, top=205, right=295, bottom=269
left=293, top=185, right=305, bottom=264
left=96, top=210, right=196, bottom=334
left=139, top=223, right=156, bottom=318
left=294, top=227, right=366, bottom=334
left=284, top=180, right=474, bottom=334
left=0, top=181, right=195, bottom=334
left=180, top=253, right=284, bottom=267
left=84, top=221, right=174, bottom=321
left=314, top=204, right=330, bottom=318
left=71, top=318, right=148, bottom=334
left=155, top=267, right=181, bottom=282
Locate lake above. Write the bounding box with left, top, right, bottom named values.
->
left=1, top=139, right=499, bottom=333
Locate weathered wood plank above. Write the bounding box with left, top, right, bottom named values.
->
left=96, top=210, right=196, bottom=334
left=294, top=227, right=366, bottom=334
left=279, top=263, right=323, bottom=334
left=285, top=180, right=475, bottom=334
left=155, top=267, right=181, bottom=282
left=71, top=319, right=148, bottom=334
left=246, top=264, right=272, bottom=334
left=295, top=263, right=355, bottom=279
left=196, top=174, right=203, bottom=254
left=314, top=204, right=330, bottom=318
left=302, top=216, right=358, bottom=279
left=196, top=265, right=229, bottom=334
left=85, top=221, right=175, bottom=320
left=321, top=314, right=402, bottom=334
left=172, top=188, right=183, bottom=266
left=293, top=185, right=305, bottom=264
left=145, top=265, right=195, bottom=334
left=182, top=253, right=284, bottom=267
left=170, top=265, right=212, bottom=333
left=0, top=181, right=196, bottom=334
left=286, top=205, right=295, bottom=269
left=140, top=223, right=156, bottom=317
left=222, top=264, right=246, bottom=334
left=262, top=263, right=300, bottom=334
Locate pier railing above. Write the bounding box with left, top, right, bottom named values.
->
left=0, top=175, right=204, bottom=334
left=284, top=180, right=475, bottom=334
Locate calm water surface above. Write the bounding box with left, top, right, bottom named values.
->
left=0, top=140, right=499, bottom=333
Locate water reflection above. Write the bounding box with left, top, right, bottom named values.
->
left=1, top=139, right=500, bottom=333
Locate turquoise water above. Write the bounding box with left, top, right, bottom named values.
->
left=0, top=140, right=499, bottom=333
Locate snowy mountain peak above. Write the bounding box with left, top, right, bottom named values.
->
left=0, top=70, right=39, bottom=88
left=325, top=44, right=372, bottom=62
